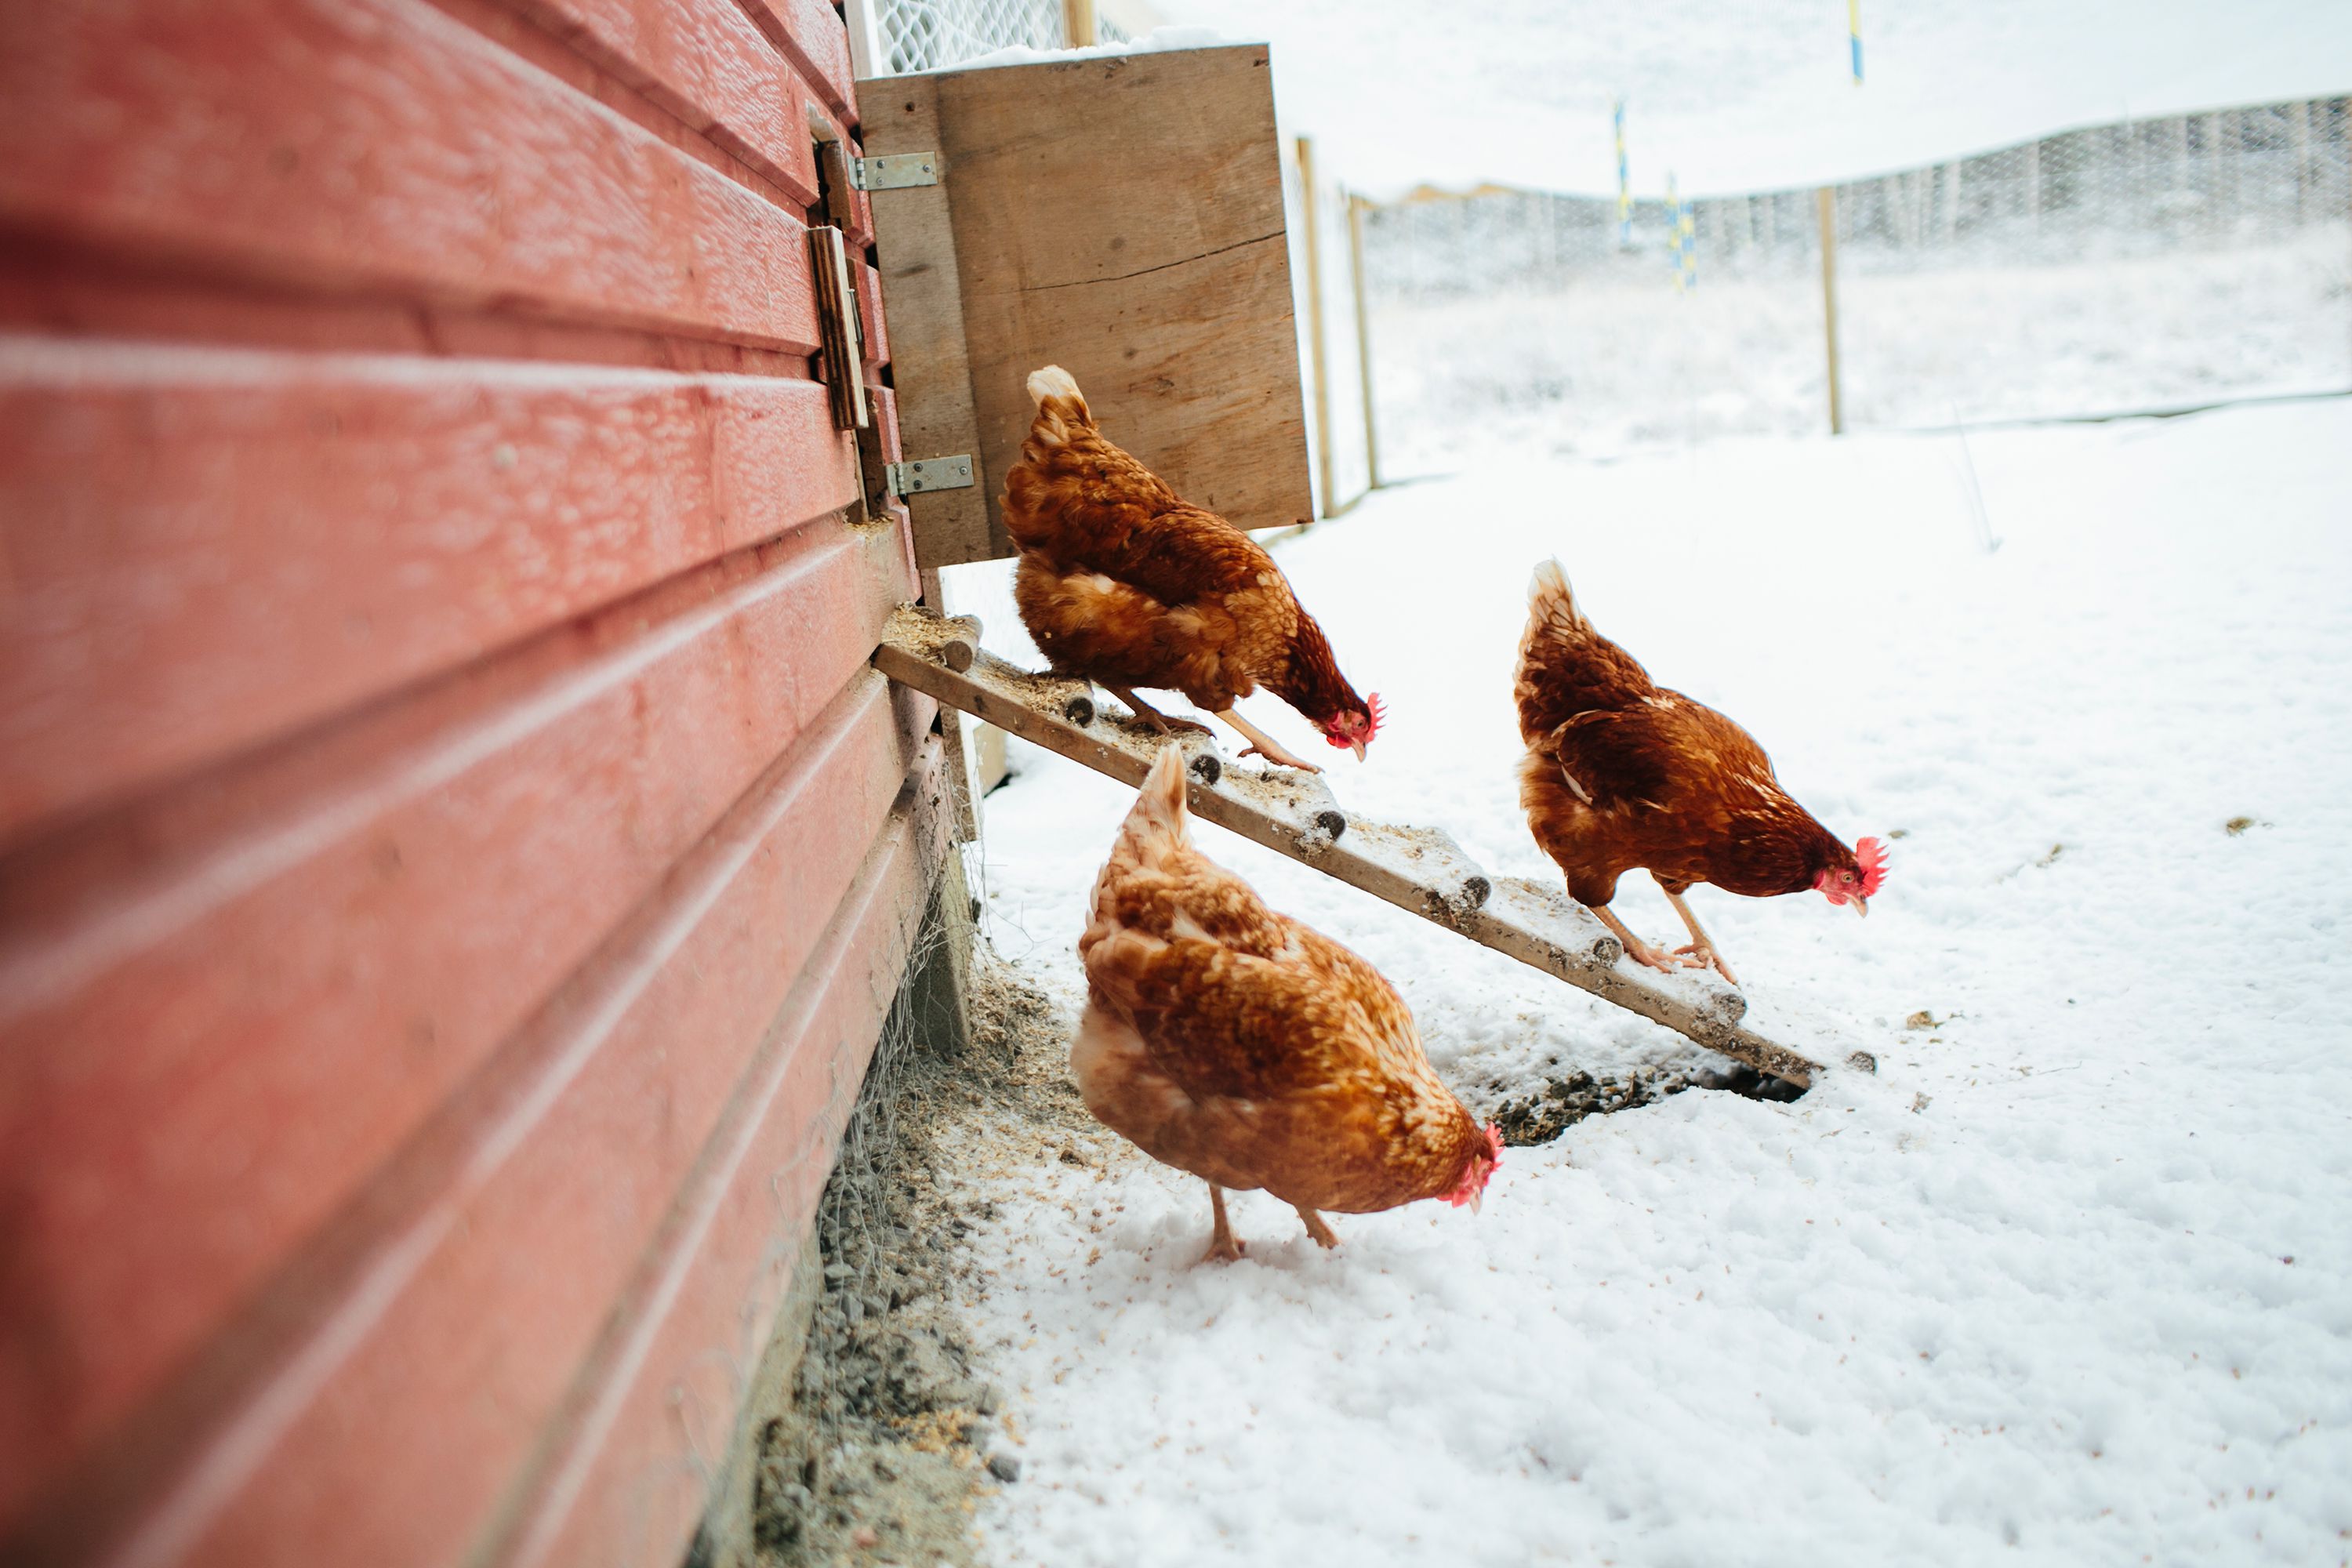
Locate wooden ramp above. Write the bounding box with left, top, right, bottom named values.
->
left=875, top=608, right=1828, bottom=1089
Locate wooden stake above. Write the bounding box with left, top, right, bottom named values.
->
left=1346, top=193, right=1382, bottom=492
left=874, top=608, right=1830, bottom=1087
left=1295, top=136, right=1338, bottom=517
left=1062, top=0, right=1096, bottom=46
left=1817, top=186, right=1844, bottom=437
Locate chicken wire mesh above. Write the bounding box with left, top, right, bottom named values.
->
left=1356, top=97, right=2352, bottom=468
left=871, top=0, right=1065, bottom=74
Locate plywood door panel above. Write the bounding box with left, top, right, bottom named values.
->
left=858, top=72, right=990, bottom=563
left=0, top=342, right=860, bottom=844
left=30, top=702, right=938, bottom=1568
left=0, top=0, right=822, bottom=351
left=862, top=46, right=1312, bottom=566
left=0, top=525, right=909, bottom=1513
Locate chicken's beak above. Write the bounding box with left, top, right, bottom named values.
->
left=1851, top=895, right=1869, bottom=920
left=1350, top=738, right=1367, bottom=763
left=1468, top=1189, right=1483, bottom=1215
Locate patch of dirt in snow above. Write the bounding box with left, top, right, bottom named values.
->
left=1487, top=1062, right=1801, bottom=1148
left=750, top=959, right=1090, bottom=1566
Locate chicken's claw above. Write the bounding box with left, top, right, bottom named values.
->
left=1673, top=942, right=1741, bottom=988
left=1236, top=743, right=1323, bottom=774
left=1200, top=1234, right=1247, bottom=1265
left=1621, top=937, right=1684, bottom=975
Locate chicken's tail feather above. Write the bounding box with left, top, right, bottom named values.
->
left=1526, top=557, right=1591, bottom=637
left=1127, top=744, right=1191, bottom=844
left=1025, top=364, right=1094, bottom=445
left=1515, top=556, right=1655, bottom=734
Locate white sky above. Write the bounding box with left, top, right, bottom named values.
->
left=1150, top=0, right=2352, bottom=198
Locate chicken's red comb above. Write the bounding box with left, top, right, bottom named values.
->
left=1855, top=836, right=1889, bottom=898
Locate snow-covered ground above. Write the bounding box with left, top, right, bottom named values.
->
left=946, top=397, right=2352, bottom=1565
left=1370, top=229, right=2352, bottom=463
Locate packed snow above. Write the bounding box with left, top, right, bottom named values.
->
left=942, top=397, right=2352, bottom=1564
left=1153, top=0, right=2352, bottom=195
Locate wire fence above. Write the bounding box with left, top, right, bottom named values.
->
left=869, top=0, right=1065, bottom=73
left=1352, top=98, right=2352, bottom=470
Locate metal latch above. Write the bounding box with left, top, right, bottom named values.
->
left=884, top=456, right=974, bottom=496
left=851, top=152, right=939, bottom=191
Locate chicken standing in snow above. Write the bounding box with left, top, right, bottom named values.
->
left=1075, top=747, right=1501, bottom=1262
left=1514, top=559, right=1887, bottom=986
left=1002, top=365, right=1382, bottom=772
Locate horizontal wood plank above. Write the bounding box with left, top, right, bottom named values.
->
left=506, top=746, right=952, bottom=1568
left=0, top=524, right=912, bottom=1520
left=0, top=241, right=818, bottom=375
left=0, top=0, right=822, bottom=351
left=743, top=0, right=855, bottom=118
left=485, top=0, right=822, bottom=201
left=0, top=340, right=861, bottom=843
left=50, top=709, right=942, bottom=1568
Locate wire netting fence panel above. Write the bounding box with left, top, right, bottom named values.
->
left=1363, top=191, right=1830, bottom=467
left=1359, top=97, right=2352, bottom=466
left=873, top=0, right=1065, bottom=73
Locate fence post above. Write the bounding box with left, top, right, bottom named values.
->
left=2289, top=98, right=2310, bottom=223
left=1296, top=136, right=1337, bottom=517
left=1063, top=0, right=1096, bottom=46
left=1347, top=193, right=1381, bottom=492
left=1817, top=186, right=1844, bottom=436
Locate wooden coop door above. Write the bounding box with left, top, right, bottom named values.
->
left=859, top=45, right=1312, bottom=568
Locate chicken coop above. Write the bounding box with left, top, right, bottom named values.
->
left=0, top=2, right=1316, bottom=1564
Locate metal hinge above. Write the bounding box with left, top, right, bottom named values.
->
left=884, top=456, right=974, bottom=496
left=850, top=152, right=939, bottom=191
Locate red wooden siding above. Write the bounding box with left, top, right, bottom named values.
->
left=0, top=1, right=937, bottom=1563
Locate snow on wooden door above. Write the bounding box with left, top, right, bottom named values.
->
left=0, top=2, right=948, bottom=1563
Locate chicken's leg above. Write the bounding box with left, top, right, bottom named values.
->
left=1292, top=1205, right=1341, bottom=1250
left=1589, top=904, right=1686, bottom=976
left=1105, top=686, right=1212, bottom=738
left=1214, top=709, right=1323, bottom=773
left=1202, top=1183, right=1246, bottom=1264
left=1662, top=890, right=1740, bottom=988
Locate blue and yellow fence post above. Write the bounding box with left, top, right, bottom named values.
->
left=1848, top=0, right=1864, bottom=83
left=1668, top=175, right=1697, bottom=292
left=1613, top=98, right=1631, bottom=248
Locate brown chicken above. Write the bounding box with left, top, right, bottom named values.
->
left=1076, top=746, right=1501, bottom=1261
left=1002, top=366, right=1382, bottom=773
left=1514, top=560, right=1886, bottom=986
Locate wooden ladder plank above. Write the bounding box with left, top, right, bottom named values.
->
left=873, top=608, right=1824, bottom=1088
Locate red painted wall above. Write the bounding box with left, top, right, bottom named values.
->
left=0, top=2, right=942, bottom=1562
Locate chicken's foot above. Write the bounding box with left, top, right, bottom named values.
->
left=1293, top=1206, right=1341, bottom=1250
left=1214, top=709, right=1323, bottom=773
left=1202, top=1183, right=1246, bottom=1264
left=1662, top=890, right=1740, bottom=988
left=1105, top=686, right=1213, bottom=738
left=1589, top=905, right=1687, bottom=976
